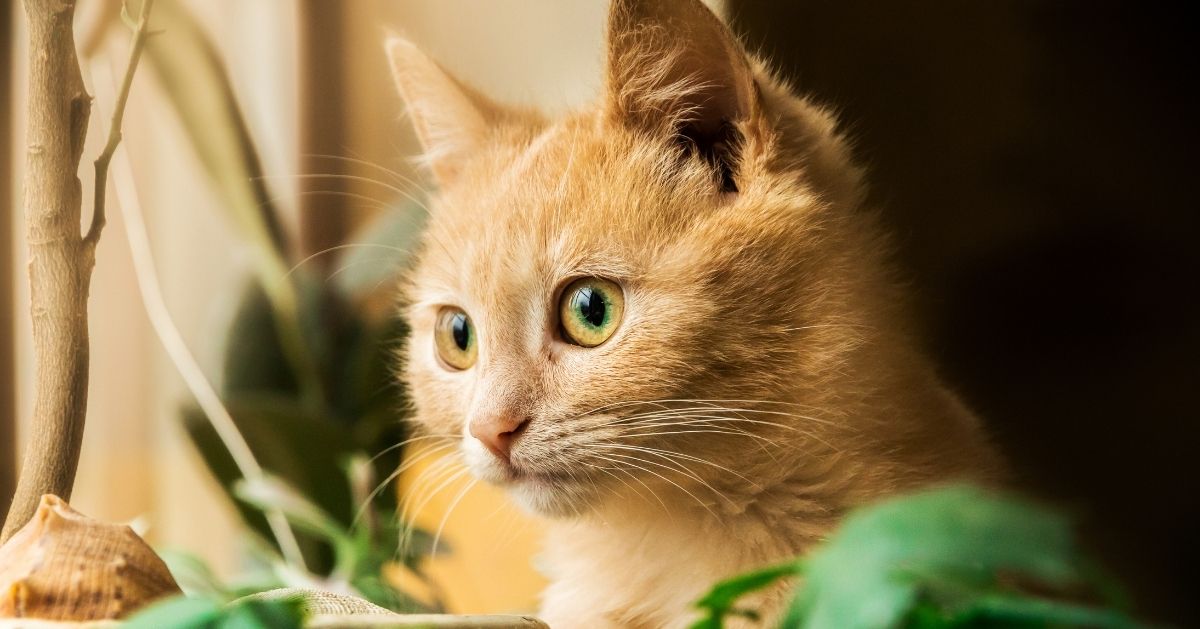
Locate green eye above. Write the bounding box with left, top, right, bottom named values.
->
left=435, top=307, right=477, bottom=370
left=560, top=278, right=625, bottom=347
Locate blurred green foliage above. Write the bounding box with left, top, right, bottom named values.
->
left=134, top=0, right=433, bottom=612
left=157, top=458, right=438, bottom=610
left=235, top=473, right=436, bottom=613
left=181, top=270, right=412, bottom=573
left=123, top=595, right=305, bottom=629
left=693, top=487, right=1150, bottom=629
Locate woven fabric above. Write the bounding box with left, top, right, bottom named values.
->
left=238, top=588, right=396, bottom=616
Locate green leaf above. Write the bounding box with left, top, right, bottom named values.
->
left=692, top=486, right=1149, bottom=629
left=122, top=596, right=224, bottom=629
left=218, top=280, right=303, bottom=399
left=182, top=394, right=359, bottom=570
left=792, top=486, right=1083, bottom=629
left=139, top=0, right=286, bottom=256
left=123, top=595, right=306, bottom=629
left=235, top=475, right=358, bottom=580
left=233, top=474, right=438, bottom=613
left=943, top=594, right=1147, bottom=629
left=142, top=0, right=324, bottom=408
left=236, top=476, right=351, bottom=546
left=330, top=204, right=426, bottom=299
left=158, top=548, right=235, bottom=600
left=691, top=561, right=803, bottom=629
left=209, top=275, right=408, bottom=518
left=215, top=597, right=306, bottom=629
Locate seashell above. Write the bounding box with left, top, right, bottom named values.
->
left=0, top=495, right=181, bottom=620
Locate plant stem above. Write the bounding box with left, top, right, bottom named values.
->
left=86, top=0, right=155, bottom=249
left=94, top=62, right=307, bottom=572
left=135, top=0, right=327, bottom=413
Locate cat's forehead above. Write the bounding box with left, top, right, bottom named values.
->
left=409, top=110, right=739, bottom=314
left=452, top=119, right=634, bottom=214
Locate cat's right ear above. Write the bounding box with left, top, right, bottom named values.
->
left=603, top=0, right=764, bottom=193
left=385, top=37, right=498, bottom=187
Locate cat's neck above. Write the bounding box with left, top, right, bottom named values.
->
left=536, top=345, right=1001, bottom=628
left=536, top=457, right=837, bottom=629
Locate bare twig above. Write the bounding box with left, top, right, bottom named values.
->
left=86, top=0, right=156, bottom=249
left=98, top=77, right=305, bottom=566
left=136, top=1, right=326, bottom=412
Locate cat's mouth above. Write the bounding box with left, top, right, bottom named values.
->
left=462, top=437, right=602, bottom=515
left=497, top=462, right=603, bottom=517
left=499, top=464, right=575, bottom=487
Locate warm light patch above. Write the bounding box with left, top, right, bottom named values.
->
left=396, top=443, right=547, bottom=614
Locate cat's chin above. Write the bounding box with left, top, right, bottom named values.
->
left=471, top=462, right=601, bottom=518
left=463, top=446, right=605, bottom=517
left=507, top=478, right=599, bottom=518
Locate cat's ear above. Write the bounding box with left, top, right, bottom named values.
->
left=604, top=0, right=762, bottom=185
left=385, top=37, right=500, bottom=186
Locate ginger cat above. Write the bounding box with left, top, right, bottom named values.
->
left=386, top=1, right=1003, bottom=626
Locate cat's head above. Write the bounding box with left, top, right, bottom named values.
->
left=389, top=0, right=881, bottom=517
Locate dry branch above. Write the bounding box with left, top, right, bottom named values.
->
left=3, top=0, right=95, bottom=543
left=2, top=0, right=155, bottom=542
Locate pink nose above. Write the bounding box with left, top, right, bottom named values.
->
left=469, top=414, right=529, bottom=462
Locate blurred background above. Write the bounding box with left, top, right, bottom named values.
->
left=2, top=0, right=1196, bottom=625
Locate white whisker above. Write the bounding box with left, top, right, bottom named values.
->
left=301, top=152, right=425, bottom=189
left=431, top=477, right=478, bottom=557
left=353, top=440, right=456, bottom=527
left=284, top=243, right=411, bottom=279
left=590, top=453, right=716, bottom=516
left=595, top=449, right=734, bottom=507
left=599, top=443, right=760, bottom=489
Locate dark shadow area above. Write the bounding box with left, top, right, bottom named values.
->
left=1, top=0, right=16, bottom=525
left=730, top=1, right=1199, bottom=623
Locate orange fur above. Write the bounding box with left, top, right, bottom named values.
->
left=387, top=1, right=1003, bottom=626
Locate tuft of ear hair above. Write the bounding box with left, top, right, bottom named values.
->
left=604, top=0, right=763, bottom=193
left=384, top=36, right=505, bottom=187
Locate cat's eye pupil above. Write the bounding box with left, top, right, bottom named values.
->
left=434, top=307, right=477, bottom=370
left=451, top=313, right=470, bottom=350
left=559, top=277, right=623, bottom=348
left=574, top=287, right=606, bottom=328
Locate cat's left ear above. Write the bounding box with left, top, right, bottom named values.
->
left=385, top=36, right=502, bottom=187
left=604, top=0, right=764, bottom=188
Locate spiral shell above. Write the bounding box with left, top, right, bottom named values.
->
left=0, top=495, right=181, bottom=620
